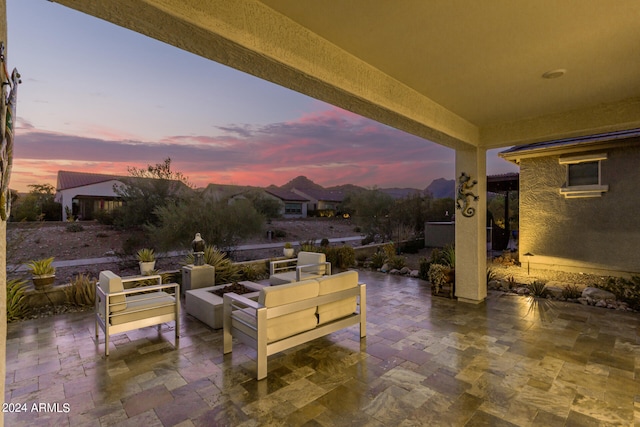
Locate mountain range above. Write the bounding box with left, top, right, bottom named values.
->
left=279, top=176, right=455, bottom=199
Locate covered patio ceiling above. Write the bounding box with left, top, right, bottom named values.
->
left=52, top=0, right=640, bottom=150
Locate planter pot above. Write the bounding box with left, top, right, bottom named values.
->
left=283, top=248, right=294, bottom=258
left=139, top=261, right=156, bottom=275
left=445, top=268, right=455, bottom=284
left=32, top=274, right=55, bottom=290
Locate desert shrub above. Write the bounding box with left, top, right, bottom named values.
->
left=419, top=258, right=431, bottom=280
left=427, top=245, right=455, bottom=268
left=441, top=245, right=455, bottom=268
left=320, top=238, right=330, bottom=247
left=94, top=209, right=115, bottom=225
left=361, top=235, right=375, bottom=245
left=183, top=245, right=241, bottom=285
left=65, top=274, right=96, bottom=306
left=428, top=264, right=449, bottom=292
left=121, top=232, right=147, bottom=257
left=382, top=243, right=396, bottom=260
left=356, top=252, right=368, bottom=264
left=273, top=229, right=287, bottom=238
left=299, top=239, right=318, bottom=252
left=336, top=246, right=356, bottom=269
left=370, top=251, right=387, bottom=269
left=401, top=238, right=423, bottom=254
left=321, top=247, right=338, bottom=267
left=527, top=280, right=548, bottom=298
left=66, top=223, right=84, bottom=232
left=487, top=267, right=497, bottom=283
left=595, top=276, right=640, bottom=310
left=7, top=278, right=29, bottom=322
left=388, top=255, right=406, bottom=270
left=113, top=158, right=193, bottom=228
left=148, top=197, right=263, bottom=252
left=239, top=263, right=268, bottom=281
left=561, top=284, right=582, bottom=299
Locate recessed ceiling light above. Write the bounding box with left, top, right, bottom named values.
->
left=542, top=69, right=566, bottom=79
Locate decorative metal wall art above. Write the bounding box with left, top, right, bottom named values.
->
left=456, top=172, right=479, bottom=217
left=0, top=42, right=21, bottom=221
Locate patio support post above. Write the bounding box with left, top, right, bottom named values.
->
left=454, top=146, right=487, bottom=303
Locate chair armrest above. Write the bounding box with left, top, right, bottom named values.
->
left=295, top=262, right=331, bottom=279
left=223, top=292, right=262, bottom=310
left=269, top=258, right=297, bottom=275
left=121, top=274, right=162, bottom=286
left=97, top=282, right=179, bottom=298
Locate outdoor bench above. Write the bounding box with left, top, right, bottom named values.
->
left=223, top=270, right=366, bottom=380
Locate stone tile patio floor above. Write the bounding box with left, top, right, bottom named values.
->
left=5, top=270, right=640, bottom=426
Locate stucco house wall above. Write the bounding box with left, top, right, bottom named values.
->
left=518, top=142, right=640, bottom=276
left=57, top=180, right=123, bottom=221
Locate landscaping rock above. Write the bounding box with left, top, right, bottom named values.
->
left=410, top=270, right=420, bottom=278
left=545, top=286, right=564, bottom=299
left=582, top=287, right=616, bottom=301
left=380, top=263, right=389, bottom=273
left=400, top=267, right=411, bottom=275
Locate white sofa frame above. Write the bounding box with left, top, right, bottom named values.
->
left=95, top=273, right=180, bottom=356
left=223, top=283, right=366, bottom=380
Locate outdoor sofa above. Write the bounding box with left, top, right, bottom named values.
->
left=223, top=270, right=366, bottom=380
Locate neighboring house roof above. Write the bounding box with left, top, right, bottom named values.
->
left=56, top=170, right=123, bottom=191
left=56, top=170, right=193, bottom=195
left=293, top=187, right=344, bottom=203
left=487, top=173, right=519, bottom=193
left=264, top=187, right=308, bottom=202
left=500, top=128, right=640, bottom=163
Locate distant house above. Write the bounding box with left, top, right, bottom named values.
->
left=264, top=187, right=309, bottom=218
left=291, top=187, right=344, bottom=217
left=499, top=129, right=640, bottom=276
left=55, top=171, right=124, bottom=221
left=56, top=170, right=193, bottom=221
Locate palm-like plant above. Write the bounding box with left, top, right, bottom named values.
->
left=26, top=257, right=55, bottom=276
left=136, top=248, right=156, bottom=262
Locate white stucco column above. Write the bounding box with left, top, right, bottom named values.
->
left=454, top=147, right=487, bottom=304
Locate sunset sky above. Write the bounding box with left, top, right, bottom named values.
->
left=7, top=0, right=517, bottom=193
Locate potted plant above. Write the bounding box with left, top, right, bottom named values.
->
left=27, top=257, right=56, bottom=290
left=136, top=248, right=156, bottom=275
left=283, top=242, right=294, bottom=258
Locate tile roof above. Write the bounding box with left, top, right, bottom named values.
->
left=293, top=187, right=344, bottom=202
left=500, top=128, right=640, bottom=157
left=264, top=187, right=309, bottom=202
left=56, top=170, right=124, bottom=191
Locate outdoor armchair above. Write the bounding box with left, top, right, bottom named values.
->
left=269, top=251, right=331, bottom=285
left=95, top=270, right=180, bottom=356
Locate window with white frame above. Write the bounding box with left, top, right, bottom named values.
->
left=559, top=152, right=608, bottom=198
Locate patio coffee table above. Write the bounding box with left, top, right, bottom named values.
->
left=185, top=281, right=266, bottom=329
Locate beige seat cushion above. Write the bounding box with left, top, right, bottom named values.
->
left=316, top=271, right=358, bottom=325
left=258, top=279, right=319, bottom=342
left=109, top=292, right=176, bottom=325
left=99, top=270, right=127, bottom=312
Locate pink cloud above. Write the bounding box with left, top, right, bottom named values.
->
left=9, top=107, right=474, bottom=192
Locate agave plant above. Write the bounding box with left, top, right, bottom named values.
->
left=7, top=278, right=29, bottom=322
left=26, top=257, right=55, bottom=276
left=65, top=274, right=96, bottom=306
left=136, top=248, right=156, bottom=262
left=183, top=245, right=241, bottom=285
